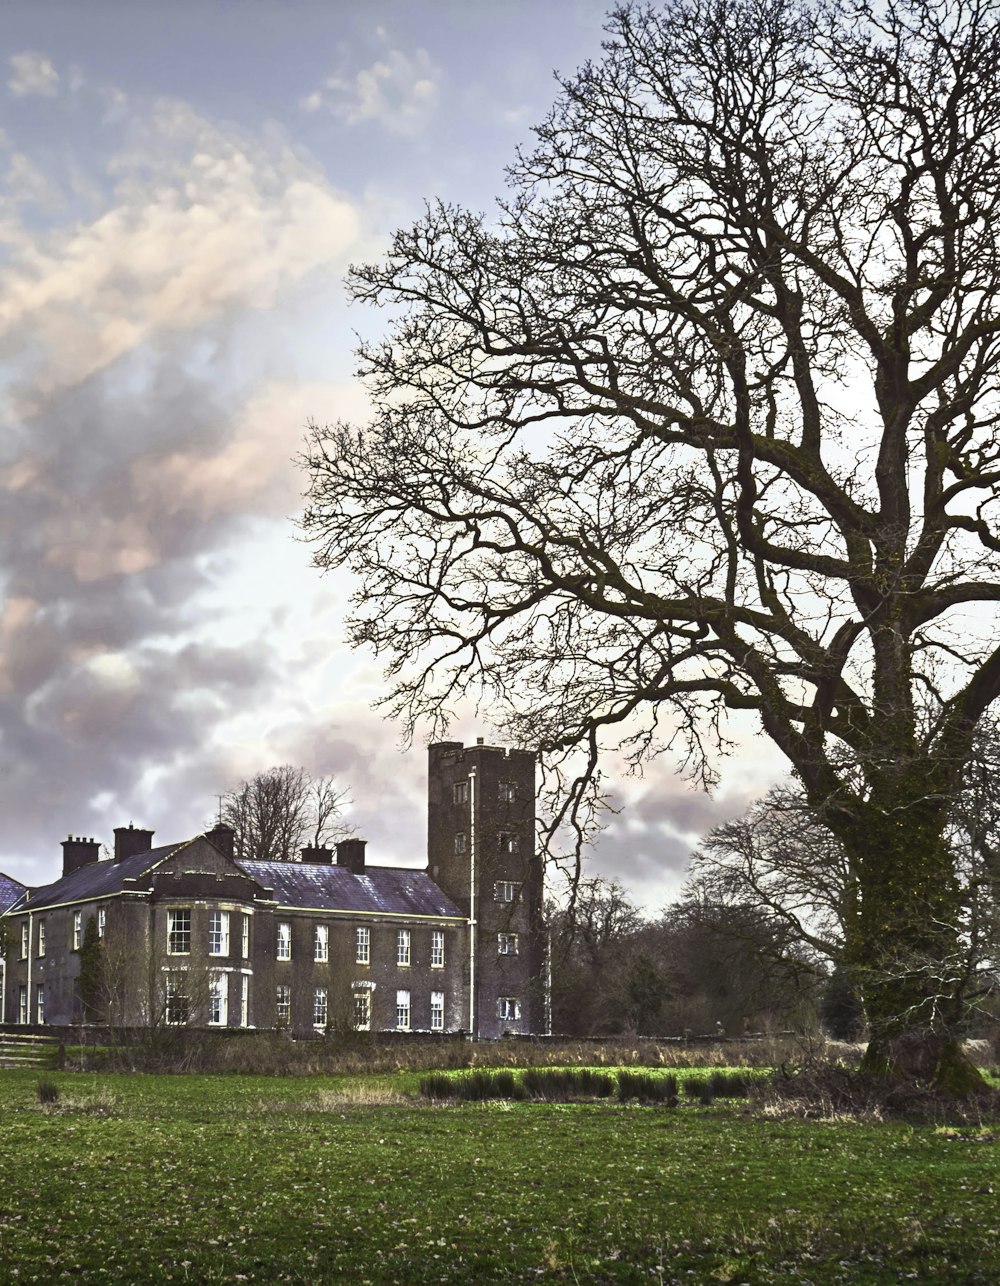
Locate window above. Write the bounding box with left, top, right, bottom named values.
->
left=36, top=919, right=45, bottom=958
left=208, top=973, right=228, bottom=1026
left=498, top=933, right=519, bottom=956
left=396, top=989, right=410, bottom=1030
left=72, top=910, right=83, bottom=951
left=165, top=973, right=189, bottom=1025
left=276, top=922, right=291, bottom=961
left=241, top=914, right=250, bottom=959
left=430, top=991, right=445, bottom=1031
left=209, top=910, right=230, bottom=957
left=499, top=832, right=518, bottom=854
left=17, top=985, right=27, bottom=1025
left=430, top=930, right=445, bottom=968
left=454, top=832, right=467, bottom=854
left=498, top=781, right=516, bottom=802
left=314, top=923, right=329, bottom=963
left=19, top=922, right=28, bottom=959
left=97, top=907, right=106, bottom=939
left=494, top=881, right=519, bottom=903
left=497, top=996, right=521, bottom=1022
left=453, top=780, right=468, bottom=804
left=314, top=986, right=328, bottom=1028
left=353, top=988, right=371, bottom=1030
left=356, top=926, right=370, bottom=965
left=397, top=928, right=410, bottom=966
left=167, top=909, right=191, bottom=955
left=276, top=984, right=291, bottom=1025
left=35, top=984, right=45, bottom=1025
left=240, top=975, right=250, bottom=1028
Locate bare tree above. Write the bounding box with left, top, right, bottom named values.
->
left=303, top=0, right=1000, bottom=1090
left=222, top=766, right=351, bottom=862
left=688, top=787, right=855, bottom=966
left=689, top=722, right=1000, bottom=1026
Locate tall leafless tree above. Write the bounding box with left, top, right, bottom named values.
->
left=222, top=766, right=351, bottom=862
left=303, top=0, right=1000, bottom=1089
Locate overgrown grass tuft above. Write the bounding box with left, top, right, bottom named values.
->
left=616, top=1070, right=678, bottom=1103
left=36, top=1076, right=59, bottom=1105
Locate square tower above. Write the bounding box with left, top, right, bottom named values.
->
left=428, top=740, right=545, bottom=1037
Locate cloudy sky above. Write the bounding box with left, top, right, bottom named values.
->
left=0, top=1, right=786, bottom=905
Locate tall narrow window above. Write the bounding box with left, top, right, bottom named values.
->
left=35, top=984, right=45, bottom=1025
left=97, top=907, right=106, bottom=939
left=19, top=922, right=28, bottom=959
left=37, top=919, right=46, bottom=958
left=356, top=926, right=370, bottom=965
left=453, top=780, right=468, bottom=804
left=208, top=973, right=228, bottom=1026
left=17, top=985, right=27, bottom=1025
left=241, top=914, right=250, bottom=959
left=165, top=973, right=189, bottom=1025
left=353, top=988, right=371, bottom=1030
left=314, top=923, right=329, bottom=962
left=396, top=989, right=410, bottom=1030
left=276, top=922, right=291, bottom=961
left=430, top=991, right=445, bottom=1031
left=430, top=930, right=445, bottom=968
left=167, top=909, right=191, bottom=955
left=275, top=984, right=291, bottom=1025
left=454, top=831, right=467, bottom=854
left=209, top=910, right=230, bottom=957
left=72, top=911, right=83, bottom=951
left=397, top=929, right=410, bottom=966
left=240, top=975, right=250, bottom=1028
left=314, top=986, right=328, bottom=1028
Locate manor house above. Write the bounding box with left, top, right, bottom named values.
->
left=0, top=741, right=546, bottom=1039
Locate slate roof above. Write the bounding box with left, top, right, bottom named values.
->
left=236, top=860, right=463, bottom=918
left=0, top=872, right=27, bottom=914
left=9, top=837, right=463, bottom=920
left=19, top=841, right=189, bottom=911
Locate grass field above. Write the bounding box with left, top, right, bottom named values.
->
left=1, top=1068, right=999, bottom=1283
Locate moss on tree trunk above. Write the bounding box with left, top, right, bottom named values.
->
left=843, top=796, right=985, bottom=1095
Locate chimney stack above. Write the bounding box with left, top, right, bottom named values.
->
left=336, top=838, right=367, bottom=874
left=300, top=845, right=333, bottom=864
left=206, top=824, right=235, bottom=860
left=62, top=835, right=100, bottom=877
left=113, top=823, right=155, bottom=864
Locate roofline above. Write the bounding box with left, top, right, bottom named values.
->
left=13, top=837, right=198, bottom=914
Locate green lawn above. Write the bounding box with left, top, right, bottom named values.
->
left=0, top=1069, right=998, bottom=1282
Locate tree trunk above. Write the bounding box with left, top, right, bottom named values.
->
left=841, top=797, right=986, bottom=1095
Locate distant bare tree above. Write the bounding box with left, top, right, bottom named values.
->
left=222, top=766, right=351, bottom=862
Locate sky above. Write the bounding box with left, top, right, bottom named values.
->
left=0, top=0, right=786, bottom=905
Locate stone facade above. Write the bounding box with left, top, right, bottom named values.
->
left=427, top=740, right=546, bottom=1038
left=0, top=744, right=547, bottom=1038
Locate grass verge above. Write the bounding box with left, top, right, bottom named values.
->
left=0, top=1068, right=999, bottom=1282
